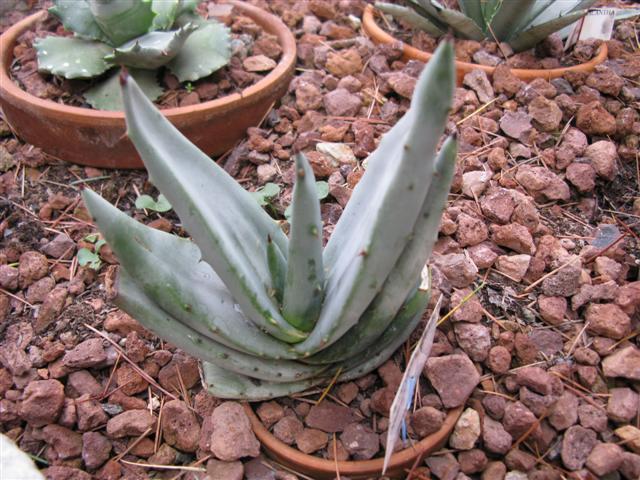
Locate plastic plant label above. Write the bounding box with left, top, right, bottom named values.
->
left=565, top=8, right=615, bottom=49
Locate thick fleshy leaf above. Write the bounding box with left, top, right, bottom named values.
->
left=82, top=189, right=301, bottom=359
left=511, top=9, right=590, bottom=51
left=34, top=36, right=112, bottom=79
left=49, top=0, right=110, bottom=42
left=457, top=0, right=485, bottom=29
left=87, top=0, right=154, bottom=45
left=84, top=67, right=162, bottom=111
left=529, top=0, right=595, bottom=27
left=294, top=42, right=455, bottom=356
left=116, top=269, right=326, bottom=382
left=167, top=20, right=231, bottom=82
left=376, top=2, right=444, bottom=36
left=282, top=153, right=325, bottom=332
left=119, top=72, right=305, bottom=343
left=489, top=0, right=536, bottom=40
left=150, top=0, right=179, bottom=31
left=107, top=24, right=197, bottom=69
left=428, top=0, right=485, bottom=40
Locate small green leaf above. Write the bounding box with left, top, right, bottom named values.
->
left=84, top=67, right=163, bottom=111
left=49, top=0, right=110, bottom=42
left=150, top=0, right=179, bottom=31
left=77, top=247, right=102, bottom=270
left=135, top=193, right=172, bottom=212
left=84, top=233, right=100, bottom=243
left=315, top=181, right=329, bottom=200
left=250, top=183, right=281, bottom=207
left=35, top=36, right=113, bottom=79
left=167, top=20, right=231, bottom=82
left=87, top=0, right=154, bottom=45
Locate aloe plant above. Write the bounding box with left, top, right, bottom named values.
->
left=377, top=0, right=597, bottom=52
left=35, top=0, right=230, bottom=110
left=82, top=42, right=457, bottom=401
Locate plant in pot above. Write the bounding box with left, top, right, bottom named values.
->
left=364, top=0, right=608, bottom=83
left=0, top=0, right=296, bottom=168
left=82, top=43, right=468, bottom=479
left=35, top=0, right=232, bottom=111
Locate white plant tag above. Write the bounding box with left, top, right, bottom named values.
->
left=565, top=8, right=616, bottom=50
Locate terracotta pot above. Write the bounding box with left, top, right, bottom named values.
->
left=244, top=402, right=463, bottom=479
left=0, top=1, right=296, bottom=169
left=362, top=4, right=608, bottom=85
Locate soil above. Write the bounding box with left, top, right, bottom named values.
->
left=9, top=1, right=282, bottom=109
left=1, top=0, right=640, bottom=479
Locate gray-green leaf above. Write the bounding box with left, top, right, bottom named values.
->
left=34, top=36, right=113, bottom=79
left=84, top=67, right=163, bottom=111
left=135, top=193, right=172, bottom=212
left=49, top=0, right=110, bottom=42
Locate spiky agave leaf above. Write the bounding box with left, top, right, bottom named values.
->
left=150, top=0, right=180, bottom=31
left=34, top=36, right=113, bottom=79
left=119, top=71, right=305, bottom=344
left=49, top=0, right=110, bottom=43
left=487, top=0, right=536, bottom=41
left=510, top=9, right=590, bottom=51
left=84, top=67, right=163, bottom=111
left=376, top=2, right=444, bottom=36
left=87, top=0, right=154, bottom=45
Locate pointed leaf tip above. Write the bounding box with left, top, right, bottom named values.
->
left=119, top=67, right=129, bottom=86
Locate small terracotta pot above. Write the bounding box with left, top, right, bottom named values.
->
left=362, top=4, right=608, bottom=85
left=0, top=1, right=296, bottom=169
left=244, top=402, right=463, bottom=480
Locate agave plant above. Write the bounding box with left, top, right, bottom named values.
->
left=82, top=43, right=457, bottom=400
left=376, top=0, right=597, bottom=52
left=35, top=0, right=231, bottom=110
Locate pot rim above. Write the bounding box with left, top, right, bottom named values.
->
left=243, top=402, right=464, bottom=479
left=0, top=0, right=296, bottom=122
left=362, top=4, right=608, bottom=80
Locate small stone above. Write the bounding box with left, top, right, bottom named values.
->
left=370, top=387, right=395, bottom=416
left=106, top=409, right=154, bottom=438
left=273, top=415, right=303, bottom=445
left=340, top=423, right=379, bottom=460
left=449, top=408, right=481, bottom=450
left=305, top=400, right=355, bottom=433
left=336, top=382, right=359, bottom=405
left=578, top=404, right=607, bottom=432
left=528, top=96, right=562, bottom=132
left=616, top=425, right=640, bottom=454
left=295, top=81, right=322, bottom=111
left=162, top=399, right=200, bottom=452
left=425, top=452, right=460, bottom=480
left=206, top=459, right=244, bottom=480
left=325, top=48, right=363, bottom=78
left=515, top=367, right=553, bottom=395
left=493, top=65, right=523, bottom=97
left=585, top=140, right=618, bottom=180
left=492, top=223, right=536, bottom=255
left=503, top=401, right=537, bottom=439
left=76, top=393, right=108, bottom=432
left=561, top=425, right=597, bottom=471
left=495, top=254, right=531, bottom=282
left=620, top=451, right=640, bottom=479
left=41, top=233, right=75, bottom=259
left=19, top=251, right=49, bottom=287
left=566, top=162, right=596, bottom=193
left=454, top=323, right=491, bottom=362
left=529, top=330, right=563, bottom=356
left=42, top=424, right=82, bottom=460
left=435, top=253, right=478, bottom=289
left=482, top=416, right=513, bottom=455
left=450, top=288, right=484, bottom=323
left=82, top=432, right=112, bottom=470
left=541, top=261, right=582, bottom=297
left=411, top=406, right=446, bottom=438
left=425, top=354, right=480, bottom=408
left=500, top=111, right=532, bottom=142
left=295, top=428, right=327, bottom=454
left=256, top=401, right=284, bottom=429
left=456, top=213, right=488, bottom=247
left=62, top=338, right=107, bottom=369
left=603, top=346, right=640, bottom=380
left=607, top=388, right=638, bottom=423
left=18, top=379, right=64, bottom=427
left=463, top=70, right=494, bottom=103
left=549, top=392, right=578, bottom=431
left=386, top=72, right=416, bottom=99
left=506, top=448, right=537, bottom=472
left=487, top=346, right=511, bottom=374
left=459, top=448, right=488, bottom=474
left=585, top=303, right=631, bottom=340
left=158, top=352, right=199, bottom=392
left=323, top=88, right=362, bottom=117
left=209, top=402, right=260, bottom=460
left=586, top=442, right=624, bottom=476
left=243, top=55, right=277, bottom=72
left=480, top=189, right=515, bottom=224
left=576, top=101, right=616, bottom=136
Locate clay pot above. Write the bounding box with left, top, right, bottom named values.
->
left=0, top=0, right=296, bottom=169
left=362, top=4, right=608, bottom=85
left=244, top=402, right=463, bottom=480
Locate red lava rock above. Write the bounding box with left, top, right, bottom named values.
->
left=450, top=288, right=484, bottom=323
left=493, top=65, right=523, bottom=97
left=528, top=96, right=562, bottom=132
left=549, top=391, right=579, bottom=431
left=506, top=448, right=537, bottom=472
left=585, top=140, right=618, bottom=180
left=620, top=451, right=640, bottom=479
left=607, top=388, right=638, bottom=423
left=323, top=88, right=362, bottom=117
left=463, top=69, right=494, bottom=103
left=386, top=72, right=416, bottom=99
left=305, top=400, right=355, bottom=433
left=256, top=401, right=284, bottom=428
left=466, top=242, right=498, bottom=269
left=35, top=286, right=68, bottom=333
left=566, top=162, right=596, bottom=193
left=458, top=448, right=487, bottom=474
left=377, top=360, right=402, bottom=390
left=273, top=415, right=304, bottom=445
left=19, top=379, right=64, bottom=427
left=43, top=424, right=83, bottom=460
left=454, top=322, right=491, bottom=362
left=556, top=127, right=588, bottom=169
left=603, top=345, right=640, bottom=380
left=500, top=110, right=532, bottom=142
left=106, top=409, right=155, bottom=439
left=18, top=251, right=49, bottom=287
left=115, top=363, right=148, bottom=396
left=340, top=423, right=379, bottom=460
left=483, top=395, right=506, bottom=421
left=103, top=310, right=148, bottom=338
left=206, top=459, right=244, bottom=480
left=42, top=466, right=91, bottom=480
left=336, top=382, right=359, bottom=405
left=561, top=425, right=597, bottom=471
left=157, top=352, right=199, bottom=392
left=209, top=402, right=260, bottom=461
left=161, top=399, right=200, bottom=452
left=434, top=253, right=478, bottom=289
left=82, top=431, right=112, bottom=470
left=503, top=401, right=538, bottom=439
left=541, top=260, right=582, bottom=297
left=578, top=404, right=607, bottom=432
left=585, top=303, right=631, bottom=340
left=616, top=281, right=640, bottom=315
left=515, top=367, right=554, bottom=395
left=325, top=48, right=362, bottom=78
left=76, top=394, right=108, bottom=432
left=370, top=387, right=395, bottom=416
left=295, top=427, right=328, bottom=454
left=425, top=452, right=460, bottom=480
left=585, top=65, right=624, bottom=96
left=482, top=416, right=513, bottom=455
left=486, top=346, right=511, bottom=375
left=425, top=354, right=480, bottom=408
left=455, top=213, right=488, bottom=247
left=62, top=338, right=107, bottom=369
left=243, top=54, right=277, bottom=72
left=576, top=101, right=617, bottom=136
left=492, top=223, right=536, bottom=255
left=411, top=406, right=446, bottom=437
left=295, top=81, right=322, bottom=112
left=586, top=442, right=624, bottom=476
left=495, top=254, right=531, bottom=282
left=480, top=189, right=515, bottom=224
left=537, top=295, right=567, bottom=325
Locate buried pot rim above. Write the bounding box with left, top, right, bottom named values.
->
left=362, top=4, right=608, bottom=84
left=243, top=401, right=464, bottom=480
